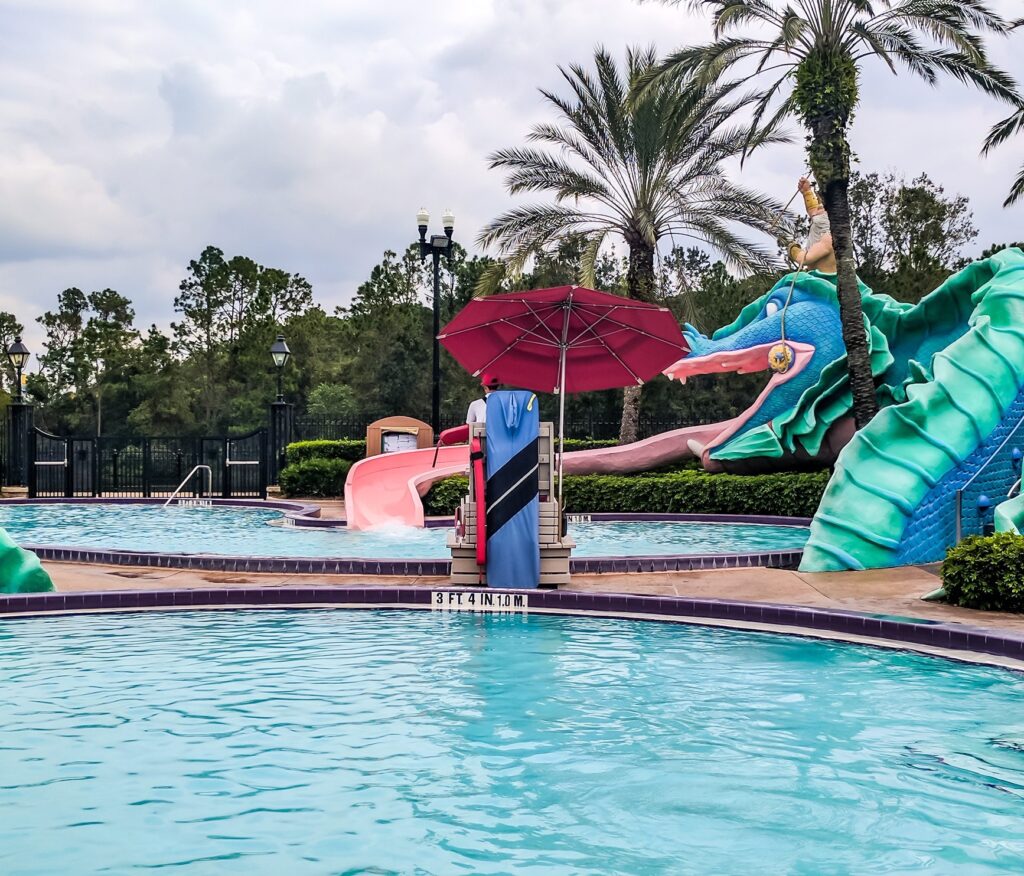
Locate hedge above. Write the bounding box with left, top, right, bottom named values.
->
left=286, top=439, right=366, bottom=464
left=423, top=470, right=829, bottom=518
left=942, top=532, right=1024, bottom=612
left=279, top=458, right=352, bottom=498
left=284, top=437, right=620, bottom=465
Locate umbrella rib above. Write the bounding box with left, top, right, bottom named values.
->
left=522, top=300, right=564, bottom=346
left=567, top=310, right=685, bottom=350
left=571, top=316, right=646, bottom=386
left=470, top=335, right=532, bottom=378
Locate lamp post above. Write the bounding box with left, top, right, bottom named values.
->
left=6, top=336, right=32, bottom=488
left=7, top=336, right=29, bottom=402
left=270, top=334, right=291, bottom=402
left=268, top=334, right=293, bottom=487
left=418, top=207, right=455, bottom=436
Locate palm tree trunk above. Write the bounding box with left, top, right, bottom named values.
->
left=619, top=239, right=656, bottom=443
left=821, top=177, right=878, bottom=429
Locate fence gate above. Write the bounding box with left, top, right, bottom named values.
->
left=28, top=429, right=268, bottom=499
left=28, top=429, right=74, bottom=498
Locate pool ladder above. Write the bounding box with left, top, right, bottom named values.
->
left=163, top=465, right=213, bottom=507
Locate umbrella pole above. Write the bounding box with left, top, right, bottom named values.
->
left=558, top=342, right=566, bottom=513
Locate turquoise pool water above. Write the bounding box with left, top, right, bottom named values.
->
left=0, top=503, right=808, bottom=558
left=1, top=610, right=1022, bottom=873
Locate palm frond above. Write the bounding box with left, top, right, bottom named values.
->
left=983, top=105, right=1024, bottom=153
left=488, top=147, right=611, bottom=202
left=1004, top=164, right=1024, bottom=208
left=579, top=231, right=608, bottom=288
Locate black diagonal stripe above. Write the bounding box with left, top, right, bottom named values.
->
left=487, top=466, right=539, bottom=537
left=486, top=438, right=539, bottom=504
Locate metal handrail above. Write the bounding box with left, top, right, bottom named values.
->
left=954, top=413, right=1024, bottom=543
left=163, top=465, right=213, bottom=507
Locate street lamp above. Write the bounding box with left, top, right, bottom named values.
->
left=418, top=207, right=455, bottom=435
left=7, top=336, right=29, bottom=403
left=270, top=334, right=291, bottom=402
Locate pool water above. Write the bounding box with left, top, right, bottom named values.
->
left=1, top=610, right=1022, bottom=874
left=0, top=503, right=808, bottom=558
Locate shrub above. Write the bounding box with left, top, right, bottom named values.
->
left=279, top=458, right=352, bottom=498
left=422, top=469, right=828, bottom=518
left=942, top=532, right=1024, bottom=612
left=424, top=476, right=470, bottom=516
left=286, top=439, right=366, bottom=464
left=558, top=438, right=618, bottom=452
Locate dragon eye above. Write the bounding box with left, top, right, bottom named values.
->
left=765, top=300, right=781, bottom=317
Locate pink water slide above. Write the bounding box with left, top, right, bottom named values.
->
left=343, top=421, right=735, bottom=530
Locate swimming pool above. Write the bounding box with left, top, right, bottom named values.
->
left=0, top=502, right=808, bottom=559
left=1, top=609, right=1021, bottom=873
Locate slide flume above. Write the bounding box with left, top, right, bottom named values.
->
left=344, top=423, right=731, bottom=530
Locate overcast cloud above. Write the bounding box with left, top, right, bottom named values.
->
left=0, top=0, right=1022, bottom=354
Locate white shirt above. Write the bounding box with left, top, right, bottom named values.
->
left=466, top=397, right=487, bottom=424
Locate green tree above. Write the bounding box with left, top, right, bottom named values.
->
left=0, top=312, right=24, bottom=394
left=306, top=383, right=359, bottom=417
left=849, top=171, right=977, bottom=302
left=123, top=327, right=197, bottom=435
left=172, top=246, right=314, bottom=431
left=34, top=288, right=146, bottom=434
left=981, top=240, right=1024, bottom=259
left=478, top=46, right=784, bottom=443
left=339, top=247, right=431, bottom=416
left=649, top=0, right=1019, bottom=428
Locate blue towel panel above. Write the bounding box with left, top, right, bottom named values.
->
left=484, top=391, right=540, bottom=588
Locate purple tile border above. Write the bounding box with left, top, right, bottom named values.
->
left=21, top=545, right=802, bottom=576
left=4, top=498, right=808, bottom=575
left=2, top=587, right=1022, bottom=666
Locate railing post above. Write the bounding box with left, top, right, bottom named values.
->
left=64, top=438, right=73, bottom=498
left=260, top=429, right=268, bottom=499
left=222, top=437, right=230, bottom=498
left=26, top=428, right=36, bottom=497
left=955, top=489, right=963, bottom=544
left=142, top=438, right=152, bottom=498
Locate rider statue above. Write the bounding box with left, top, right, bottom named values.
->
left=781, top=177, right=837, bottom=274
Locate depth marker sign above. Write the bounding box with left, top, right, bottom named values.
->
left=431, top=591, right=528, bottom=612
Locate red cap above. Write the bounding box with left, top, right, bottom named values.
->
left=480, top=373, right=500, bottom=389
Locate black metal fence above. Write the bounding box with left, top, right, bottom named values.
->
left=3, top=402, right=716, bottom=496
left=27, top=429, right=267, bottom=499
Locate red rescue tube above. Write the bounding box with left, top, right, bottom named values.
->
left=471, top=437, right=486, bottom=569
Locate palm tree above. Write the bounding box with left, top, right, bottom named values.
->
left=478, top=45, right=786, bottom=444
left=644, top=0, right=1020, bottom=428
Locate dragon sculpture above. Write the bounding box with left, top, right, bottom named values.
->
left=664, top=247, right=1024, bottom=572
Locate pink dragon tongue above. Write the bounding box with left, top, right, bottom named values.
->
left=664, top=343, right=781, bottom=381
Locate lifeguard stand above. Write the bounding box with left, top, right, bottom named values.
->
left=447, top=421, right=574, bottom=587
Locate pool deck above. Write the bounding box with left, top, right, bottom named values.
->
left=39, top=559, right=1024, bottom=636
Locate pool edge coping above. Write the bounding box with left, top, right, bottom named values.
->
left=2, top=497, right=810, bottom=574
left=2, top=588, right=1022, bottom=671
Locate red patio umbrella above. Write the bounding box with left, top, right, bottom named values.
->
left=438, top=285, right=688, bottom=505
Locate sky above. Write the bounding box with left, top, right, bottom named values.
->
left=0, top=0, right=1022, bottom=358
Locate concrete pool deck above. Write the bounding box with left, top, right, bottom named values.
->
left=39, top=559, right=1024, bottom=636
